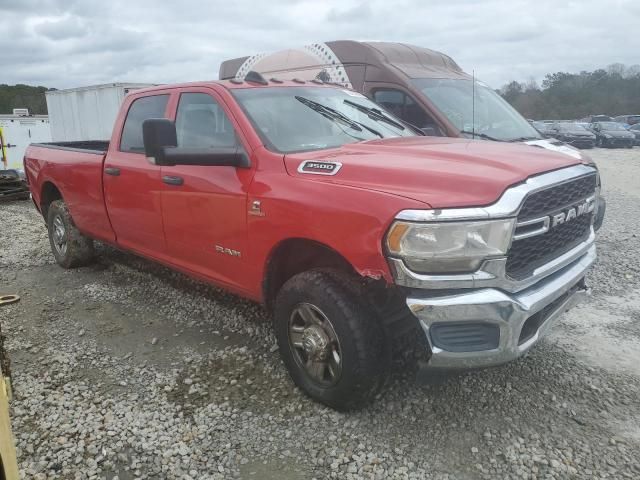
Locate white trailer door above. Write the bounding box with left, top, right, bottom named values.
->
left=0, top=118, right=51, bottom=169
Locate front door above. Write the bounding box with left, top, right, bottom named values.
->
left=103, top=93, right=171, bottom=257
left=160, top=89, right=254, bottom=291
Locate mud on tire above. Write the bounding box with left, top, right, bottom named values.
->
left=47, top=200, right=95, bottom=268
left=274, top=269, right=388, bottom=411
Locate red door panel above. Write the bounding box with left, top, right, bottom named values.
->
left=103, top=154, right=165, bottom=254
left=160, top=165, right=252, bottom=288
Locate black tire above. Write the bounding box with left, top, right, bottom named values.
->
left=274, top=269, right=388, bottom=411
left=47, top=200, right=95, bottom=268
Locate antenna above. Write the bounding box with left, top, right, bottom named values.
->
left=472, top=69, right=476, bottom=139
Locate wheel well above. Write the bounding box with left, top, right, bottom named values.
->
left=263, top=239, right=355, bottom=310
left=40, top=182, right=62, bottom=220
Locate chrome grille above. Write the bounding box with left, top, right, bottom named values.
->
left=506, top=174, right=597, bottom=280
left=518, top=173, right=597, bottom=221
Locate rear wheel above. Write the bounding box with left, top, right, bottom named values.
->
left=47, top=200, right=94, bottom=268
left=274, top=269, right=388, bottom=410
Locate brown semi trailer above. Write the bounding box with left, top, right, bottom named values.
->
left=220, top=40, right=588, bottom=159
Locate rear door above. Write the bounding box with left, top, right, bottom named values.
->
left=103, top=92, right=170, bottom=257
left=160, top=87, right=255, bottom=290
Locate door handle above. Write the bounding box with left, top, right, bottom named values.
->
left=162, top=175, right=184, bottom=186
left=104, top=167, right=120, bottom=176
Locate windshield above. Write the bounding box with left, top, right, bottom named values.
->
left=232, top=87, right=416, bottom=153
left=598, top=122, right=626, bottom=130
left=411, top=78, right=542, bottom=142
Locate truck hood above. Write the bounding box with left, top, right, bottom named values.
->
left=284, top=137, right=583, bottom=209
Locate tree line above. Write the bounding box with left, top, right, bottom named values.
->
left=499, top=64, right=640, bottom=120
left=0, top=84, right=54, bottom=115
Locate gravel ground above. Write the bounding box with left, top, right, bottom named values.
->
left=1, top=147, right=639, bottom=480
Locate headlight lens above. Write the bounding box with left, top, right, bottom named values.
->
left=387, top=219, right=515, bottom=273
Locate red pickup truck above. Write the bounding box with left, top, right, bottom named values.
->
left=25, top=74, right=603, bottom=410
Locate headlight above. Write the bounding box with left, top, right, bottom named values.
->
left=386, top=219, right=515, bottom=273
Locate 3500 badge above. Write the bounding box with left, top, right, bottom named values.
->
left=297, top=161, right=342, bottom=176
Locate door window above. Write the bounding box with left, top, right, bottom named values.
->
left=120, top=95, right=169, bottom=153
left=372, top=89, right=435, bottom=129
left=176, top=93, right=237, bottom=148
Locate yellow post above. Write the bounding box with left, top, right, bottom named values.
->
left=0, top=310, right=20, bottom=479
left=0, top=127, right=7, bottom=170
left=0, top=373, right=19, bottom=479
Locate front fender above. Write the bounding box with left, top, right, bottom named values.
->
left=246, top=173, right=428, bottom=299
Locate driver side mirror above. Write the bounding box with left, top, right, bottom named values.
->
left=142, top=118, right=249, bottom=168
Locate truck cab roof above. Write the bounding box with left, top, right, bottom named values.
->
left=128, top=78, right=343, bottom=98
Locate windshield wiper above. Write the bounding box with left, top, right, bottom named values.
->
left=295, top=96, right=383, bottom=139
left=342, top=99, right=407, bottom=132
left=459, top=130, right=502, bottom=141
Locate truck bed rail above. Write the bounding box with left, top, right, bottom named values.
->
left=31, top=141, right=109, bottom=155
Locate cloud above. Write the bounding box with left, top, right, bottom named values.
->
left=326, top=2, right=374, bottom=23
left=0, top=0, right=638, bottom=90
left=34, top=15, right=89, bottom=41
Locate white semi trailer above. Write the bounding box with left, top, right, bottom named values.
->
left=45, top=83, right=154, bottom=142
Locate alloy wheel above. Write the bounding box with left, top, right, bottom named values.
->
left=288, top=303, right=342, bottom=386
left=52, top=215, right=68, bottom=257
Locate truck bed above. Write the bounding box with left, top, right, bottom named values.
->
left=31, top=141, right=109, bottom=154
left=24, top=140, right=115, bottom=244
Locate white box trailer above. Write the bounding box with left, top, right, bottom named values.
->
left=45, top=83, right=155, bottom=142
left=0, top=110, right=51, bottom=170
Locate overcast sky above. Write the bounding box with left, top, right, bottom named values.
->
left=2, top=0, right=639, bottom=90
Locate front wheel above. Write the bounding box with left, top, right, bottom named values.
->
left=274, top=269, right=388, bottom=410
left=47, top=200, right=95, bottom=268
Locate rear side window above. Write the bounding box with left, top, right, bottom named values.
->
left=120, top=95, right=169, bottom=153
left=175, top=93, right=237, bottom=148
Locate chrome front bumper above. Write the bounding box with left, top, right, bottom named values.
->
left=406, top=244, right=595, bottom=369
